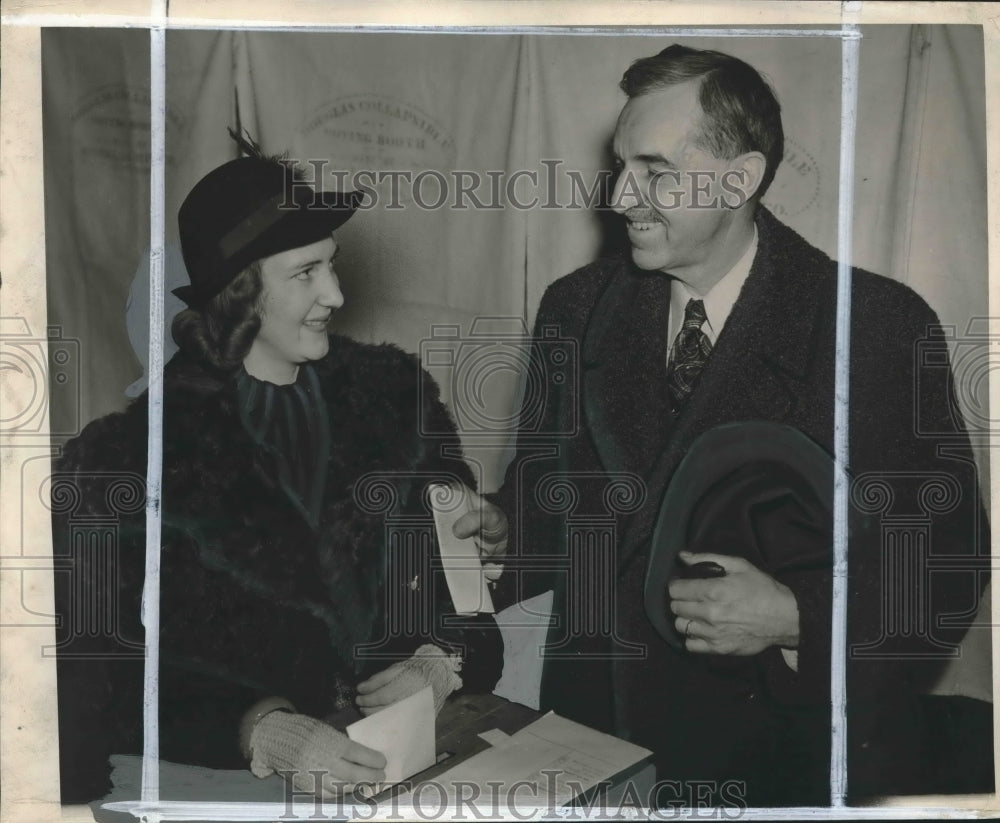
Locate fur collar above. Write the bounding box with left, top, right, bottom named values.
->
left=65, top=335, right=472, bottom=672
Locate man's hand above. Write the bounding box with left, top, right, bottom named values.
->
left=451, top=488, right=508, bottom=582
left=668, top=551, right=799, bottom=656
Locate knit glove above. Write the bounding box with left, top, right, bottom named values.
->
left=248, top=710, right=386, bottom=798
left=355, top=644, right=463, bottom=717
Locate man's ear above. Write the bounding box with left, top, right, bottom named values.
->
left=720, top=152, right=767, bottom=208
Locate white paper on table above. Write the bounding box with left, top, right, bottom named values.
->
left=427, top=482, right=495, bottom=614
left=477, top=728, right=513, bottom=748
left=399, top=711, right=652, bottom=808
left=346, top=686, right=435, bottom=789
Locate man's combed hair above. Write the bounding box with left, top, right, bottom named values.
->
left=621, top=44, right=784, bottom=199
left=171, top=260, right=264, bottom=371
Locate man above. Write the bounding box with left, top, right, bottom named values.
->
left=461, top=44, right=988, bottom=805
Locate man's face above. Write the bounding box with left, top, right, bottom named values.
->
left=248, top=236, right=343, bottom=381
left=611, top=80, right=741, bottom=290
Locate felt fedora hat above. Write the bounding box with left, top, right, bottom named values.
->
left=174, top=156, right=362, bottom=307
left=644, top=421, right=839, bottom=650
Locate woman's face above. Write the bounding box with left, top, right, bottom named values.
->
left=243, top=236, right=344, bottom=384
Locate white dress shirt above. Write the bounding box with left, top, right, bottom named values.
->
left=666, top=225, right=759, bottom=360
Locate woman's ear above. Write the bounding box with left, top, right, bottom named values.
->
left=720, top=152, right=767, bottom=208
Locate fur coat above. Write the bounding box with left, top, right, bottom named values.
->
left=53, top=334, right=503, bottom=802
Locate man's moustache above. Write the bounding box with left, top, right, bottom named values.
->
left=624, top=209, right=661, bottom=223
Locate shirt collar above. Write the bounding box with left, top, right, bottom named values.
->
left=669, top=225, right=759, bottom=345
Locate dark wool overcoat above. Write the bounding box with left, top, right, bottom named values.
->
left=493, top=207, right=989, bottom=805
left=53, top=335, right=503, bottom=802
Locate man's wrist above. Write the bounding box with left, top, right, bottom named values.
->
left=776, top=582, right=801, bottom=650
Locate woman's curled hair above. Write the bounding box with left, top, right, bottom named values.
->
left=171, top=260, right=264, bottom=371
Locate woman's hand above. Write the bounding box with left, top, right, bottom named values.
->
left=355, top=644, right=462, bottom=716
left=451, top=488, right=508, bottom=583
left=248, top=711, right=386, bottom=799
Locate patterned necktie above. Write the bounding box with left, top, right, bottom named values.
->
left=666, top=298, right=713, bottom=413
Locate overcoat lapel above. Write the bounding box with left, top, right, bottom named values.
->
left=582, top=267, right=640, bottom=478
left=582, top=264, right=674, bottom=479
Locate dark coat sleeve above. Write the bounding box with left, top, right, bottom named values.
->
left=487, top=263, right=624, bottom=618
left=53, top=412, right=147, bottom=802
left=757, top=276, right=990, bottom=796
left=766, top=278, right=988, bottom=697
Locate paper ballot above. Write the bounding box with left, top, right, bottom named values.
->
left=428, top=482, right=495, bottom=614
left=347, top=686, right=436, bottom=788
left=385, top=712, right=652, bottom=810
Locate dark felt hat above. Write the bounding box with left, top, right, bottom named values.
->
left=645, top=422, right=838, bottom=650
left=174, top=157, right=362, bottom=307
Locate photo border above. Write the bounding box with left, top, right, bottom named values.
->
left=2, top=2, right=997, bottom=821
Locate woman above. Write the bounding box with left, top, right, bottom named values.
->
left=53, top=144, right=503, bottom=802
